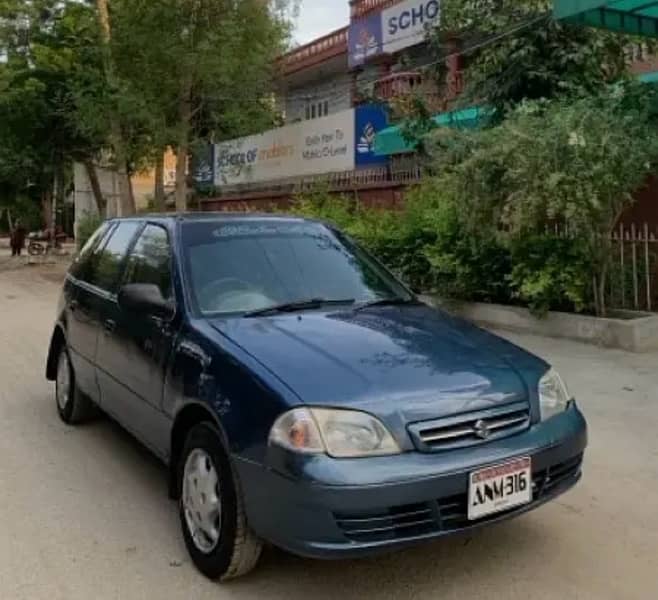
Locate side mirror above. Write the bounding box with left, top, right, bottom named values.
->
left=118, top=283, right=175, bottom=319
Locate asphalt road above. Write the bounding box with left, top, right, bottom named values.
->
left=0, top=266, right=656, bottom=600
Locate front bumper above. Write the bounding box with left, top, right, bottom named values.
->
left=234, top=405, right=587, bottom=559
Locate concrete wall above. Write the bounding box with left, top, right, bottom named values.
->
left=425, top=298, right=658, bottom=353
left=201, top=182, right=407, bottom=213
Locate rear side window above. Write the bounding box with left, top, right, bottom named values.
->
left=70, top=222, right=111, bottom=280
left=123, top=225, right=173, bottom=300
left=87, top=221, right=141, bottom=293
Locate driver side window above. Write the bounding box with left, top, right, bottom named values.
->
left=123, top=225, right=173, bottom=300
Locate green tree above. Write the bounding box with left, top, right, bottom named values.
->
left=0, top=0, right=111, bottom=223
left=432, top=0, right=641, bottom=117
left=425, top=83, right=658, bottom=315
left=110, top=0, right=293, bottom=211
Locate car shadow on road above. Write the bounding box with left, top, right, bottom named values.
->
left=240, top=517, right=549, bottom=600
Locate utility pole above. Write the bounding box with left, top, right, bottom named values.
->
left=96, top=0, right=135, bottom=216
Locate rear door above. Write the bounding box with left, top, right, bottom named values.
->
left=83, top=220, right=142, bottom=404
left=95, top=223, right=176, bottom=457
left=66, top=222, right=114, bottom=401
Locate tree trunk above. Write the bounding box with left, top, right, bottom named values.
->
left=83, top=160, right=106, bottom=216
left=592, top=275, right=601, bottom=319
left=42, top=189, right=53, bottom=232
left=154, top=151, right=165, bottom=211
left=598, top=266, right=608, bottom=318
left=95, top=0, right=135, bottom=216
left=175, top=74, right=193, bottom=213
left=126, top=161, right=136, bottom=212
left=53, top=167, right=65, bottom=241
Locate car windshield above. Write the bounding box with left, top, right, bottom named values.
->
left=181, top=219, right=412, bottom=316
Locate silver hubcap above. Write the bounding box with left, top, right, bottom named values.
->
left=182, top=449, right=222, bottom=554
left=56, top=351, right=70, bottom=411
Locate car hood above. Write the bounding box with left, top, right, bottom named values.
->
left=209, top=304, right=547, bottom=424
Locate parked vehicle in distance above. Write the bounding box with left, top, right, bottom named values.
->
left=46, top=214, right=587, bottom=580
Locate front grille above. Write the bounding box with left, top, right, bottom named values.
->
left=408, top=402, right=531, bottom=452
left=437, top=453, right=584, bottom=531
left=333, top=454, right=583, bottom=543
left=334, top=502, right=439, bottom=543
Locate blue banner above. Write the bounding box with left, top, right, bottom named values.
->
left=192, top=143, right=215, bottom=190
left=354, top=105, right=389, bottom=166
left=348, top=12, right=383, bottom=68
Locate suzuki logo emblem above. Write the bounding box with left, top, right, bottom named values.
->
left=473, top=419, right=491, bottom=440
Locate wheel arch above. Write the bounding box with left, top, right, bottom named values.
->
left=168, top=402, right=229, bottom=500
left=46, top=325, right=67, bottom=381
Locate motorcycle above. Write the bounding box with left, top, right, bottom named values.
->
left=27, top=229, right=67, bottom=256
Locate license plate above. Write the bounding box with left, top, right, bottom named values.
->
left=468, top=457, right=532, bottom=520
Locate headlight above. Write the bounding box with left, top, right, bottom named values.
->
left=269, top=407, right=401, bottom=458
left=539, top=369, right=571, bottom=421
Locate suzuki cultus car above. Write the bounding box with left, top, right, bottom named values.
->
left=47, top=214, right=587, bottom=580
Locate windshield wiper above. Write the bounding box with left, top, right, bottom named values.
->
left=243, top=298, right=356, bottom=318
left=353, top=297, right=417, bottom=312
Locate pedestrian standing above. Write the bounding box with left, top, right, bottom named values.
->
left=10, top=219, right=27, bottom=257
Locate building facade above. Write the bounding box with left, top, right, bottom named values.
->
left=202, top=0, right=457, bottom=211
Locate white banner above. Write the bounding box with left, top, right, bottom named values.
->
left=382, top=0, right=440, bottom=55
left=214, top=110, right=355, bottom=187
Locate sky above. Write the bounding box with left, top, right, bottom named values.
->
left=294, top=0, right=350, bottom=44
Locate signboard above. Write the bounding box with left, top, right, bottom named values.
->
left=355, top=105, right=389, bottom=166
left=211, top=106, right=389, bottom=188
left=191, top=144, right=215, bottom=190
left=382, top=0, right=440, bottom=55
left=214, top=110, right=355, bottom=187
left=348, top=0, right=440, bottom=67
left=348, top=12, right=383, bottom=68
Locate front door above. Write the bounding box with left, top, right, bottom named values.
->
left=96, top=224, right=177, bottom=458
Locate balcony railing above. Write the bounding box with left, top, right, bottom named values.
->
left=281, top=27, right=348, bottom=75
left=369, top=70, right=463, bottom=114
left=374, top=71, right=424, bottom=100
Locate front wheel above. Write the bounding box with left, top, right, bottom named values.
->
left=178, top=423, right=262, bottom=580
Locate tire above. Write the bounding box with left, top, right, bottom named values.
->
left=178, top=423, right=263, bottom=580
left=55, top=344, right=96, bottom=425
left=28, top=242, right=44, bottom=256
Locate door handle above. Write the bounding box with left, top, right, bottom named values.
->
left=103, top=319, right=116, bottom=335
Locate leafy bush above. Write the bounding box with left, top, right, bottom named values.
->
left=508, top=235, right=593, bottom=315
left=290, top=184, right=599, bottom=316
left=288, top=85, right=658, bottom=316
left=76, top=212, right=104, bottom=250
left=291, top=182, right=513, bottom=304
left=424, top=83, right=658, bottom=316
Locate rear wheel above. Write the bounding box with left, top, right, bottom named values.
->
left=178, top=423, right=262, bottom=580
left=55, top=345, right=96, bottom=425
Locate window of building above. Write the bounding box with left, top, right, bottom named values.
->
left=305, top=100, right=330, bottom=121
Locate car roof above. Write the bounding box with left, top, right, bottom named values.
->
left=109, top=212, right=323, bottom=226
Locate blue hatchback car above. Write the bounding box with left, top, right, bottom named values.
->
left=46, top=214, right=587, bottom=580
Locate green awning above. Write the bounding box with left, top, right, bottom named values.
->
left=374, top=107, right=489, bottom=156
left=554, top=1, right=658, bottom=37
left=639, top=70, right=658, bottom=83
